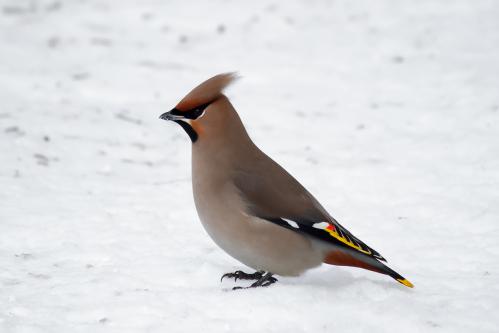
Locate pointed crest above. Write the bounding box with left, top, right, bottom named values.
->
left=175, top=72, right=239, bottom=111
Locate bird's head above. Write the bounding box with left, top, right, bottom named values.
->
left=160, top=73, right=239, bottom=143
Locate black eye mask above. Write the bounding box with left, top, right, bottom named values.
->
left=169, top=102, right=211, bottom=120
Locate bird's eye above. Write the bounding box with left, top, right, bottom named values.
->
left=191, top=107, right=205, bottom=119
left=196, top=109, right=206, bottom=119
left=183, top=103, right=210, bottom=120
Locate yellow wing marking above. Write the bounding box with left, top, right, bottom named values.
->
left=313, top=222, right=372, bottom=255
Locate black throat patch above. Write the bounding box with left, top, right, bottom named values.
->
left=173, top=120, right=198, bottom=143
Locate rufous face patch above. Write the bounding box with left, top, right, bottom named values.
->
left=189, top=120, right=204, bottom=137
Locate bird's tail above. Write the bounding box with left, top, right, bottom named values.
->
left=324, top=249, right=414, bottom=288
left=380, top=263, right=414, bottom=288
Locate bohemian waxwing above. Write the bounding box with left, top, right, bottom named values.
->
left=160, top=73, right=413, bottom=289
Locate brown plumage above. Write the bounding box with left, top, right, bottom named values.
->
left=175, top=73, right=238, bottom=111
left=159, top=73, right=413, bottom=289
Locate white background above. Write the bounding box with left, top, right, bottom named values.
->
left=1, top=0, right=498, bottom=332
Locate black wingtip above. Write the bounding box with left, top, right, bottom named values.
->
left=381, top=263, right=414, bottom=288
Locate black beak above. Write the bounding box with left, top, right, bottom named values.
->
left=159, top=108, right=185, bottom=121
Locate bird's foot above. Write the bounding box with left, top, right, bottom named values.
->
left=221, top=270, right=264, bottom=282
left=232, top=272, right=277, bottom=290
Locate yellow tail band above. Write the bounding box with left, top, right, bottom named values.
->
left=396, top=278, right=414, bottom=288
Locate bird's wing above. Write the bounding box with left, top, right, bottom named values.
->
left=233, top=154, right=386, bottom=262
left=262, top=217, right=386, bottom=261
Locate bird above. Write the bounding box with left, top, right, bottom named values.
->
left=159, top=73, right=413, bottom=290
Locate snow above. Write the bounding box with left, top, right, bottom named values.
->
left=1, top=0, right=498, bottom=332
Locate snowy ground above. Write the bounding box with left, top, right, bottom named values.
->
left=1, top=0, right=499, bottom=332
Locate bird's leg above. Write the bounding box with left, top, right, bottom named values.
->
left=221, top=270, right=264, bottom=282
left=232, top=272, right=278, bottom=290
left=250, top=272, right=277, bottom=287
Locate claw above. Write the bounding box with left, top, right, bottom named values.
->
left=220, top=270, right=264, bottom=282
left=221, top=272, right=233, bottom=282
left=229, top=272, right=278, bottom=290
